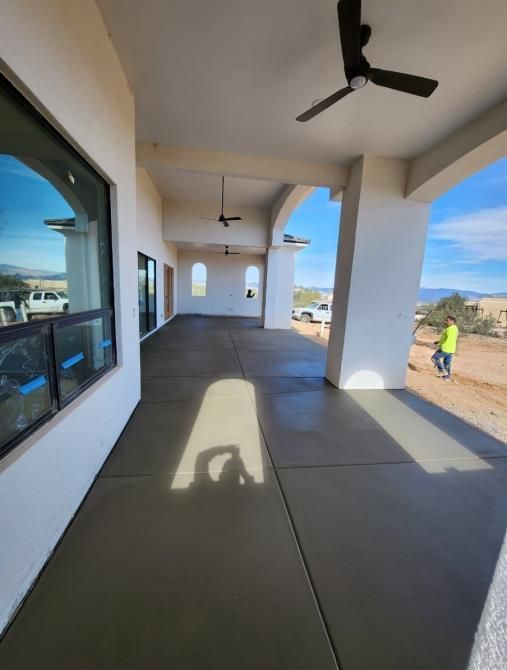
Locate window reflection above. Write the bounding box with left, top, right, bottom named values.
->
left=0, top=328, right=55, bottom=448
left=0, top=73, right=115, bottom=457
left=0, top=83, right=112, bottom=328
left=54, top=315, right=114, bottom=402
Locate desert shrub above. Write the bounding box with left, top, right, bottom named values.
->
left=424, top=292, right=496, bottom=336
left=293, top=288, right=321, bottom=307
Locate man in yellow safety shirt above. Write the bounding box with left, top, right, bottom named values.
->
left=431, top=315, right=459, bottom=381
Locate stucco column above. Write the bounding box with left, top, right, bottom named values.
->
left=326, top=155, right=430, bottom=389
left=263, top=246, right=296, bottom=329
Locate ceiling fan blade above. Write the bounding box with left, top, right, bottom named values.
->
left=224, top=216, right=242, bottom=221
left=338, top=0, right=362, bottom=69
left=199, top=217, right=219, bottom=221
left=296, top=87, right=353, bottom=122
left=223, top=221, right=230, bottom=228
left=369, top=68, right=438, bottom=98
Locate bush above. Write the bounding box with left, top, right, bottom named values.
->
left=424, top=292, right=496, bottom=336
left=293, top=288, right=321, bottom=307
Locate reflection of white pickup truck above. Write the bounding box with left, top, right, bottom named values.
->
left=0, top=301, right=19, bottom=326
left=26, top=291, right=69, bottom=318
left=292, top=301, right=332, bottom=323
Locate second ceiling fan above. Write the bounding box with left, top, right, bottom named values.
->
left=297, top=0, right=438, bottom=122
left=200, top=176, right=243, bottom=227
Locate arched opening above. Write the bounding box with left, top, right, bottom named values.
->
left=191, top=262, right=207, bottom=297
left=245, top=266, right=259, bottom=299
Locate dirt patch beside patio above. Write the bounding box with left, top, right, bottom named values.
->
left=292, top=320, right=507, bottom=444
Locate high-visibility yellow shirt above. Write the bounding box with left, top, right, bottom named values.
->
left=438, top=324, right=459, bottom=354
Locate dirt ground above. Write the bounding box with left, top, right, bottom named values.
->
left=292, top=319, right=507, bottom=444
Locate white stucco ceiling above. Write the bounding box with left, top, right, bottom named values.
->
left=99, top=0, right=507, bottom=167
left=148, top=167, right=284, bottom=208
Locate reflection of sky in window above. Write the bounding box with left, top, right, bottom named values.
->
left=192, top=262, right=207, bottom=282
left=0, top=155, right=74, bottom=273
left=246, top=265, right=259, bottom=286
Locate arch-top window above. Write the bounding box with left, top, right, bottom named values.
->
left=245, top=266, right=259, bottom=299
left=192, top=263, right=207, bottom=297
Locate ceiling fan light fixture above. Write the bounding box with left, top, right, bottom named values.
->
left=350, top=74, right=368, bottom=89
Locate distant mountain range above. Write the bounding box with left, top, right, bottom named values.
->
left=0, top=264, right=67, bottom=280
left=418, top=287, right=507, bottom=303
left=297, top=284, right=506, bottom=303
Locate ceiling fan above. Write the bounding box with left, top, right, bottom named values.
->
left=296, top=0, right=438, bottom=122
left=200, top=176, right=243, bottom=227
left=224, top=245, right=240, bottom=256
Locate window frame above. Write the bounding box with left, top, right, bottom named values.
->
left=138, top=251, right=157, bottom=338
left=0, top=72, right=116, bottom=460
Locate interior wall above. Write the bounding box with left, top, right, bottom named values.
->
left=136, top=168, right=178, bottom=327
left=0, top=0, right=139, bottom=634
left=177, top=250, right=264, bottom=317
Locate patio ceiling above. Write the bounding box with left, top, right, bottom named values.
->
left=98, top=0, right=507, bottom=166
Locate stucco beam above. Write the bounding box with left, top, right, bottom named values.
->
left=406, top=100, right=507, bottom=202
left=136, top=143, right=349, bottom=189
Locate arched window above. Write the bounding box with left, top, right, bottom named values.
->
left=192, top=262, right=207, bottom=296
left=245, top=266, right=259, bottom=299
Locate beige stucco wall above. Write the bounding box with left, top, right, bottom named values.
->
left=177, top=249, right=264, bottom=317
left=136, top=168, right=178, bottom=325
left=0, top=0, right=139, bottom=634
left=478, top=298, right=507, bottom=325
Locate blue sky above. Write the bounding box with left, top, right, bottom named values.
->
left=0, top=155, right=72, bottom=272
left=286, top=157, right=507, bottom=293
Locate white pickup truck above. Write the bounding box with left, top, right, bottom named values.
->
left=25, top=291, right=69, bottom=318
left=292, top=301, right=332, bottom=323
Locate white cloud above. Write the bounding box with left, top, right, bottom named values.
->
left=430, top=206, right=507, bottom=261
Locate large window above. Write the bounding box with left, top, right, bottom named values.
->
left=138, top=252, right=156, bottom=337
left=0, top=73, right=115, bottom=458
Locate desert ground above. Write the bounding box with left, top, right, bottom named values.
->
left=292, top=319, right=507, bottom=444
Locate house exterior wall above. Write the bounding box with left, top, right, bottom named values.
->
left=136, top=168, right=178, bottom=327
left=177, top=250, right=264, bottom=317
left=0, top=0, right=139, bottom=634
left=478, top=298, right=507, bottom=326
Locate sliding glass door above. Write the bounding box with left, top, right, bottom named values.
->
left=138, top=252, right=156, bottom=337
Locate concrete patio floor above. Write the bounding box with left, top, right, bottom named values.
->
left=1, top=316, right=507, bottom=669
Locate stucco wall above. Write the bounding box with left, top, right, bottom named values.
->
left=163, top=200, right=270, bottom=248
left=177, top=250, right=264, bottom=317
left=136, top=168, right=178, bottom=327
left=0, top=0, right=139, bottom=633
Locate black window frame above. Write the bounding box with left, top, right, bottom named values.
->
left=138, top=251, right=157, bottom=338
left=0, top=72, right=116, bottom=461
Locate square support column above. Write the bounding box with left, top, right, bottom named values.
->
left=263, top=246, right=296, bottom=329
left=326, top=156, right=430, bottom=389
